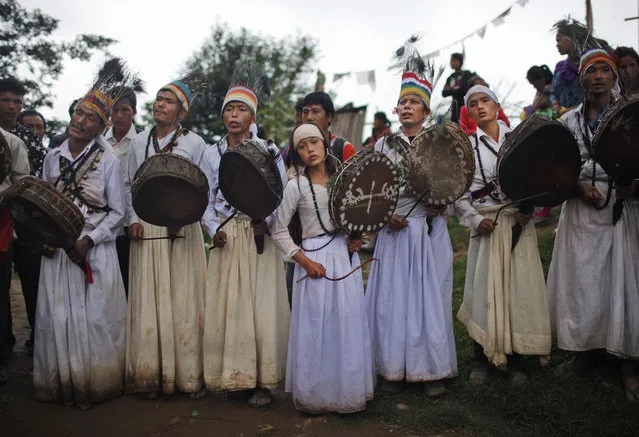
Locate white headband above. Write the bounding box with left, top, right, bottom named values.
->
left=464, top=85, right=499, bottom=107
left=293, top=123, right=323, bottom=149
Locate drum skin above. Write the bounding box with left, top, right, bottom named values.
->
left=592, top=92, right=639, bottom=184
left=328, top=149, right=399, bottom=234
left=132, top=153, right=209, bottom=227
left=407, top=121, right=475, bottom=205
left=498, top=114, right=581, bottom=207
left=218, top=140, right=283, bottom=220
left=7, top=176, right=84, bottom=248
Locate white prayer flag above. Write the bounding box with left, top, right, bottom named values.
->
left=517, top=0, right=529, bottom=6
left=492, top=7, right=512, bottom=26
left=476, top=26, right=487, bottom=39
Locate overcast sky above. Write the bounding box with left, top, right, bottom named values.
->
left=20, top=0, right=638, bottom=135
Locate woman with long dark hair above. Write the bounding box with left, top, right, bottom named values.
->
left=270, top=123, right=374, bottom=414
left=523, top=65, right=554, bottom=119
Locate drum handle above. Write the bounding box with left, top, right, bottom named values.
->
left=296, top=257, right=379, bottom=284
left=215, top=210, right=238, bottom=235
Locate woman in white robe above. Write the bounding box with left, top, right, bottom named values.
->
left=271, top=123, right=373, bottom=414
left=34, top=133, right=127, bottom=409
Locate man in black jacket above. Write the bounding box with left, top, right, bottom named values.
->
left=442, top=53, right=474, bottom=123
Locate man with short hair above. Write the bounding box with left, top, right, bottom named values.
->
left=613, top=46, right=639, bottom=93
left=454, top=85, right=551, bottom=387
left=125, top=80, right=207, bottom=399
left=0, top=78, right=47, bottom=355
left=34, top=73, right=128, bottom=409
left=104, top=87, right=142, bottom=297
left=0, top=128, right=30, bottom=385
left=302, top=91, right=356, bottom=162
left=17, top=110, right=46, bottom=141
left=547, top=48, right=639, bottom=401
left=201, top=72, right=289, bottom=408
left=442, top=53, right=474, bottom=123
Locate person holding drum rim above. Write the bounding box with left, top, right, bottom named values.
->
left=547, top=48, right=639, bottom=401
left=454, top=85, right=551, bottom=387
left=33, top=59, right=131, bottom=408
left=270, top=122, right=373, bottom=414
left=366, top=62, right=458, bottom=399
left=200, top=66, right=289, bottom=408
left=125, top=78, right=208, bottom=400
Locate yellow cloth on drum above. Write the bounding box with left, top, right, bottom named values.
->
left=204, top=217, right=289, bottom=391
left=125, top=221, right=206, bottom=394
left=457, top=205, right=551, bottom=369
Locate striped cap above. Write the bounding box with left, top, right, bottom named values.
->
left=160, top=80, right=193, bottom=113
left=222, top=85, right=258, bottom=114
left=78, top=90, right=114, bottom=124
left=399, top=72, right=432, bottom=108
left=579, top=48, right=617, bottom=81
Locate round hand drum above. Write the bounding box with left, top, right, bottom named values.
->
left=132, top=153, right=209, bottom=227
left=5, top=176, right=84, bottom=248
left=218, top=139, right=284, bottom=220
left=592, top=92, right=639, bottom=185
left=498, top=114, right=581, bottom=207
left=328, top=149, right=400, bottom=234
left=407, top=121, right=475, bottom=205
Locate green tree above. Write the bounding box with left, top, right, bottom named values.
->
left=174, top=23, right=318, bottom=145
left=0, top=0, right=116, bottom=109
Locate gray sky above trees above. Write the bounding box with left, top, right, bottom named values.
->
left=21, top=0, right=638, bottom=130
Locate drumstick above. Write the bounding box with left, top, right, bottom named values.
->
left=141, top=235, right=185, bottom=241
left=403, top=189, right=432, bottom=220
left=296, top=257, right=378, bottom=284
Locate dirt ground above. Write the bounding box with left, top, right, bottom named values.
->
left=0, top=280, right=418, bottom=437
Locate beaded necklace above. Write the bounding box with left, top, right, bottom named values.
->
left=144, top=125, right=183, bottom=159
left=300, top=172, right=337, bottom=252
left=581, top=106, right=612, bottom=210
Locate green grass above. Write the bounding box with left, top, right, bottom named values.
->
left=333, top=211, right=639, bottom=437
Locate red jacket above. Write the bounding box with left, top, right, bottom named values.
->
left=459, top=106, right=510, bottom=135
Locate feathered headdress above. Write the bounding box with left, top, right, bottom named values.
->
left=552, top=17, right=613, bottom=56
left=222, top=60, right=271, bottom=114
left=79, top=58, right=142, bottom=124
left=160, top=71, right=206, bottom=114
left=392, top=35, right=445, bottom=108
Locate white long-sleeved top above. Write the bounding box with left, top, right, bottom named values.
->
left=43, top=137, right=126, bottom=245
left=0, top=127, right=30, bottom=191
left=200, top=135, right=286, bottom=237
left=453, top=123, right=511, bottom=230
left=561, top=104, right=611, bottom=184
left=270, top=176, right=336, bottom=258
left=126, top=127, right=207, bottom=226
left=105, top=124, right=138, bottom=234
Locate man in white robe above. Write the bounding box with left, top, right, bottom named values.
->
left=547, top=48, right=639, bottom=401
left=34, top=85, right=128, bottom=409
left=103, top=86, right=143, bottom=297
left=201, top=74, right=289, bottom=407
left=454, top=85, right=551, bottom=387
left=366, top=68, right=457, bottom=398
left=125, top=80, right=207, bottom=399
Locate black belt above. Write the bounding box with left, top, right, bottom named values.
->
left=471, top=182, right=495, bottom=200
